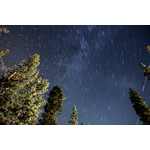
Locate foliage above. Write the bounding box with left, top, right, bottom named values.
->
left=68, top=105, right=78, bottom=125
left=0, top=49, right=9, bottom=61
left=139, top=63, right=150, bottom=81
left=38, top=85, right=65, bottom=125
left=0, top=60, right=8, bottom=78
left=0, top=51, right=49, bottom=125
left=129, top=46, right=150, bottom=125
left=129, top=88, right=150, bottom=125
left=146, top=45, right=150, bottom=55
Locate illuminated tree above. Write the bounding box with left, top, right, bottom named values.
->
left=129, top=46, right=150, bottom=125
left=68, top=105, right=78, bottom=125
left=0, top=50, right=49, bottom=125
left=129, top=88, right=150, bottom=125
left=38, top=85, right=65, bottom=125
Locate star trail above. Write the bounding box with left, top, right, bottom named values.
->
left=0, top=25, right=150, bottom=125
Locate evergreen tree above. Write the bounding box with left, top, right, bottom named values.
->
left=0, top=51, right=49, bottom=125
left=129, top=88, right=150, bottom=125
left=129, top=46, right=150, bottom=125
left=68, top=105, right=78, bottom=125
left=38, top=85, right=65, bottom=125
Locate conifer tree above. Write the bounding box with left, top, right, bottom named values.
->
left=129, top=46, right=150, bottom=125
left=129, top=88, right=150, bottom=125
left=0, top=51, right=49, bottom=125
left=68, top=105, right=78, bottom=125
left=38, top=85, right=65, bottom=125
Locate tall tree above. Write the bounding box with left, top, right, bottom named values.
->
left=129, top=88, right=150, bottom=125
left=129, top=46, right=150, bottom=125
left=38, top=85, right=65, bottom=125
left=0, top=51, right=49, bottom=125
left=68, top=105, right=78, bottom=125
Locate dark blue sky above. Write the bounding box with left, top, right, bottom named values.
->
left=1, top=25, right=150, bottom=125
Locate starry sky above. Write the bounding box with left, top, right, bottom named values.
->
left=0, top=25, right=150, bottom=125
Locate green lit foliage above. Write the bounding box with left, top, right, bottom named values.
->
left=146, top=45, right=150, bottom=55
left=68, top=105, right=78, bottom=125
left=0, top=49, right=9, bottom=61
left=139, top=63, right=150, bottom=81
left=38, top=85, right=65, bottom=125
left=129, top=88, right=150, bottom=125
left=0, top=52, right=49, bottom=125
left=129, top=46, right=150, bottom=125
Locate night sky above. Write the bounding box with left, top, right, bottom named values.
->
left=1, top=25, right=150, bottom=125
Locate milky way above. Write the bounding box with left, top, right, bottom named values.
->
left=0, top=25, right=150, bottom=125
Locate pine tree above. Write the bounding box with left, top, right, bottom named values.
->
left=68, top=105, right=78, bottom=125
left=129, top=46, right=150, bottom=125
left=129, top=88, right=150, bottom=125
left=38, top=85, right=65, bottom=125
left=0, top=51, right=49, bottom=125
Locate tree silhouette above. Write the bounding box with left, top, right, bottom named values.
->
left=38, top=85, right=65, bottom=125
